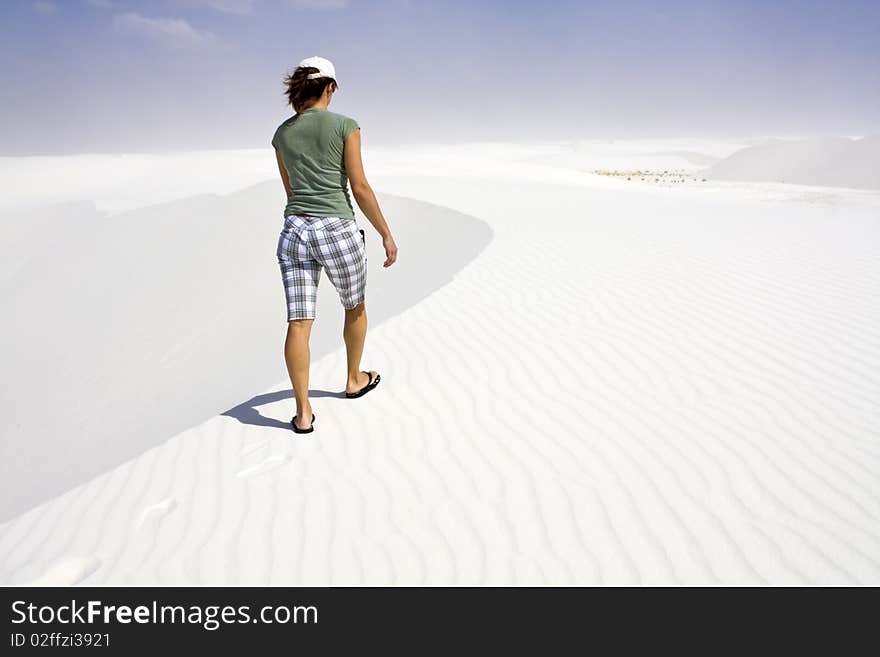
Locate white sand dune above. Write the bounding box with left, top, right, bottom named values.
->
left=0, top=150, right=276, bottom=216
left=1, top=141, right=880, bottom=585
left=704, top=136, right=880, bottom=190
left=0, top=182, right=490, bottom=521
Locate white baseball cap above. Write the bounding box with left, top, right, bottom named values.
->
left=298, top=55, right=338, bottom=87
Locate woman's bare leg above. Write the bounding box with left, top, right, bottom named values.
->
left=343, top=303, right=378, bottom=394
left=285, top=319, right=314, bottom=428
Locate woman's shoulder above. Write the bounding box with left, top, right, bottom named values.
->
left=327, top=110, right=357, bottom=124
left=328, top=111, right=359, bottom=139
left=270, top=115, right=299, bottom=148
left=276, top=114, right=299, bottom=130
left=272, top=114, right=299, bottom=136
left=271, top=111, right=358, bottom=147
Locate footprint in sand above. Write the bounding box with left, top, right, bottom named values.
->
left=239, top=440, right=270, bottom=458
left=136, top=497, right=178, bottom=531
left=25, top=555, right=101, bottom=586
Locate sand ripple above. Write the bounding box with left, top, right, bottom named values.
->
left=1, top=176, right=878, bottom=585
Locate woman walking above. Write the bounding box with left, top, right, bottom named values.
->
left=273, top=55, right=398, bottom=433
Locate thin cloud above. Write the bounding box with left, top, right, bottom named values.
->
left=112, top=12, right=217, bottom=49
left=33, top=1, right=58, bottom=13
left=290, top=0, right=349, bottom=10
left=172, top=0, right=257, bottom=15
left=86, top=0, right=115, bottom=8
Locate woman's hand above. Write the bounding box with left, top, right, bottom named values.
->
left=382, top=234, right=398, bottom=268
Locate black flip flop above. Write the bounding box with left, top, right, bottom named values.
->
left=345, top=371, right=381, bottom=399
left=290, top=412, right=316, bottom=433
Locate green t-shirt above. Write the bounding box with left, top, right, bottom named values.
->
left=271, top=108, right=360, bottom=219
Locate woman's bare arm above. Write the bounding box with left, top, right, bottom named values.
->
left=275, top=148, right=291, bottom=197
left=344, top=127, right=398, bottom=267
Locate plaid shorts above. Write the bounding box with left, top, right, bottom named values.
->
left=276, top=214, right=367, bottom=321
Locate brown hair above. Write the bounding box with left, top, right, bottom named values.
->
left=283, top=66, right=338, bottom=113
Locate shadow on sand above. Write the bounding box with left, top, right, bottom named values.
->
left=221, top=388, right=345, bottom=430
left=219, top=190, right=493, bottom=435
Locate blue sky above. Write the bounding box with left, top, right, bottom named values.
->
left=1, top=0, right=878, bottom=154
